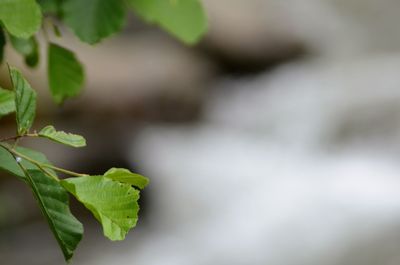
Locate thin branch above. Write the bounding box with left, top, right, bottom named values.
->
left=0, top=133, right=38, bottom=143
left=0, top=143, right=88, bottom=179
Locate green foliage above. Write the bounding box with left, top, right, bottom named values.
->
left=0, top=0, right=42, bottom=38
left=128, top=0, right=208, bottom=44
left=62, top=175, right=140, bottom=241
left=0, top=144, right=56, bottom=181
left=62, top=0, right=127, bottom=44
left=10, top=67, right=37, bottom=135
left=48, top=43, right=85, bottom=104
left=0, top=0, right=208, bottom=105
left=0, top=0, right=208, bottom=262
left=0, top=29, right=5, bottom=63
left=37, top=0, right=61, bottom=14
left=10, top=36, right=40, bottom=68
left=0, top=66, right=147, bottom=262
left=24, top=169, right=83, bottom=261
left=0, top=88, right=15, bottom=117
left=39, top=125, right=86, bottom=148
left=105, top=168, right=149, bottom=190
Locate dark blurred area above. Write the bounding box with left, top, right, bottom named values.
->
left=3, top=0, right=400, bottom=264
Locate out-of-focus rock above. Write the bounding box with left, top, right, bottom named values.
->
left=200, top=0, right=305, bottom=73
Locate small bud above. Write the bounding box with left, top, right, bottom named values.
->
left=16, top=157, right=22, bottom=163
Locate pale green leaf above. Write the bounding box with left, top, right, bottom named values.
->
left=9, top=67, right=37, bottom=135
left=10, top=36, right=40, bottom=68
left=39, top=125, right=86, bottom=148
left=24, top=169, right=83, bottom=261
left=105, top=168, right=149, bottom=189
left=0, top=0, right=42, bottom=38
left=0, top=144, right=56, bottom=181
left=48, top=43, right=84, bottom=104
left=0, top=88, right=15, bottom=117
left=62, top=0, right=127, bottom=44
left=128, top=0, right=208, bottom=44
left=61, top=176, right=140, bottom=241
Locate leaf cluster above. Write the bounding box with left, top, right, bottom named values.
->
left=0, top=0, right=208, bottom=262
left=0, top=0, right=208, bottom=104
left=0, top=67, right=149, bottom=262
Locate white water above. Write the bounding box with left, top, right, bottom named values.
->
left=82, top=1, right=400, bottom=264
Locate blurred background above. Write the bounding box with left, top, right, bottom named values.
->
left=3, top=0, right=400, bottom=264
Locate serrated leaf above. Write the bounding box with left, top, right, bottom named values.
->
left=48, top=43, right=84, bottom=104
left=105, top=168, right=149, bottom=190
left=0, top=29, right=5, bottom=63
left=0, top=144, right=56, bottom=181
left=128, top=0, right=208, bottom=44
left=0, top=88, right=15, bottom=117
left=23, top=169, right=83, bottom=261
left=10, top=36, right=40, bottom=68
left=39, top=125, right=86, bottom=148
left=0, top=0, right=42, bottom=38
left=61, top=176, right=140, bottom=241
left=62, top=0, right=127, bottom=44
left=9, top=67, right=37, bottom=135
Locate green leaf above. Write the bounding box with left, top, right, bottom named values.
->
left=24, top=169, right=83, bottom=262
left=0, top=144, right=56, bottom=181
left=48, top=43, right=84, bottom=104
left=0, top=0, right=42, bottom=38
left=10, top=36, right=40, bottom=68
left=128, top=0, right=208, bottom=44
left=39, top=125, right=86, bottom=148
left=61, top=176, right=140, bottom=241
left=104, top=168, right=149, bottom=189
left=9, top=66, right=37, bottom=135
left=37, top=0, right=61, bottom=14
left=0, top=88, right=15, bottom=117
left=0, top=29, right=6, bottom=63
left=62, top=0, right=127, bottom=44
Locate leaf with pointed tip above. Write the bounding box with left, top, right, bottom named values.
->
left=0, top=144, right=57, bottom=181
left=39, top=125, right=86, bottom=148
left=128, top=0, right=208, bottom=44
left=0, top=88, right=15, bottom=117
left=105, top=168, right=149, bottom=189
left=9, top=67, right=37, bottom=135
left=0, top=0, right=42, bottom=38
left=10, top=36, right=39, bottom=68
left=48, top=43, right=84, bottom=104
left=24, top=169, right=83, bottom=262
left=61, top=176, right=140, bottom=241
left=62, top=0, right=127, bottom=44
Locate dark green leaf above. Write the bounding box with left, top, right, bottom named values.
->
left=48, top=43, right=84, bottom=104
left=0, top=29, right=6, bottom=63
left=128, top=0, right=208, bottom=44
left=104, top=168, right=149, bottom=189
left=0, top=144, right=56, bottom=181
left=37, top=0, right=61, bottom=14
left=0, top=0, right=42, bottom=38
left=39, top=125, right=86, bottom=148
left=0, top=88, right=15, bottom=117
left=62, top=0, right=127, bottom=44
left=10, top=36, right=40, bottom=68
left=9, top=66, right=37, bottom=135
left=53, top=24, right=62, bottom=37
left=61, top=176, right=140, bottom=241
left=24, top=169, right=83, bottom=261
